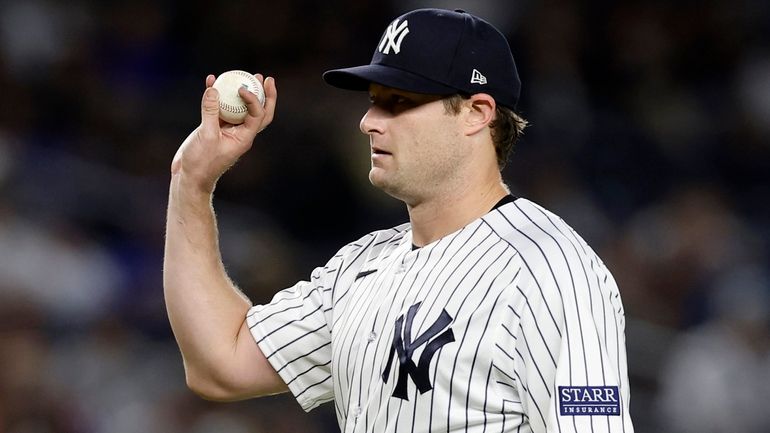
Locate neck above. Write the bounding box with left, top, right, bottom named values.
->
left=407, top=179, right=509, bottom=247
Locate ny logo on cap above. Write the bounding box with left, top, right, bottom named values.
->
left=471, top=69, right=487, bottom=85
left=378, top=18, right=410, bottom=55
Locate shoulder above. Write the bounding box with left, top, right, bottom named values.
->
left=483, top=198, right=581, bottom=255
left=484, top=198, right=606, bottom=284
left=315, top=222, right=410, bottom=292
left=332, top=222, right=411, bottom=263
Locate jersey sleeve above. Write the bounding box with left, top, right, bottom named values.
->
left=246, top=257, right=339, bottom=412
left=497, top=254, right=634, bottom=432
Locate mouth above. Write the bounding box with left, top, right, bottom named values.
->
left=371, top=146, right=392, bottom=156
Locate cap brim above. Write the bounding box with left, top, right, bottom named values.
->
left=323, top=64, right=458, bottom=95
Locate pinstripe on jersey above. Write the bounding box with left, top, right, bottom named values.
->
left=246, top=198, right=634, bottom=433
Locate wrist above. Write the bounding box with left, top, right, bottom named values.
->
left=171, top=170, right=216, bottom=206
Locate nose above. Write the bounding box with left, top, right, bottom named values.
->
left=359, top=105, right=385, bottom=136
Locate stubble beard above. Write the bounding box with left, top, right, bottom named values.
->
left=369, top=157, right=463, bottom=207
left=369, top=166, right=409, bottom=202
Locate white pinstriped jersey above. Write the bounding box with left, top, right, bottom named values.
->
left=246, top=198, right=634, bottom=432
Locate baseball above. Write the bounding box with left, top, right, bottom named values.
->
left=212, top=70, right=266, bottom=124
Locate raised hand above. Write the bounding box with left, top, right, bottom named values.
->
left=171, top=73, right=277, bottom=194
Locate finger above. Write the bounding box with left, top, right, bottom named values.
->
left=239, top=84, right=261, bottom=108
left=253, top=73, right=267, bottom=108
left=261, top=76, right=277, bottom=125
left=200, top=87, right=221, bottom=136
left=205, top=75, right=218, bottom=129
left=240, top=85, right=264, bottom=124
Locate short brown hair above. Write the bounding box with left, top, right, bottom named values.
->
left=443, top=95, right=528, bottom=169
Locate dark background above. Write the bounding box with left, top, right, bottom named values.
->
left=1, top=0, right=769, bottom=432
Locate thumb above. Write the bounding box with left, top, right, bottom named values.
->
left=201, top=87, right=221, bottom=132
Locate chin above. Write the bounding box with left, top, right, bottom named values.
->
left=369, top=171, right=415, bottom=203
left=369, top=167, right=386, bottom=186
left=369, top=170, right=396, bottom=193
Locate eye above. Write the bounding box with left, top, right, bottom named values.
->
left=391, top=95, right=411, bottom=105
left=367, top=91, right=419, bottom=114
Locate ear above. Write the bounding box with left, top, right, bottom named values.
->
left=463, top=93, right=496, bottom=136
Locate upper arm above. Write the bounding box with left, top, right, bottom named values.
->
left=245, top=270, right=335, bottom=411
left=509, top=264, right=633, bottom=433
left=194, top=237, right=365, bottom=407
left=190, top=265, right=334, bottom=404
left=186, top=320, right=288, bottom=401
left=231, top=320, right=290, bottom=398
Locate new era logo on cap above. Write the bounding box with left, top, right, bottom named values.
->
left=378, top=18, right=410, bottom=54
left=470, top=69, right=487, bottom=85
left=323, top=8, right=521, bottom=110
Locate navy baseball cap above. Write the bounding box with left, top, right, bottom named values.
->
left=323, top=8, right=521, bottom=109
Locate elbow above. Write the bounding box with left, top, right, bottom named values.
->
left=178, top=336, right=287, bottom=401
left=184, top=366, right=243, bottom=402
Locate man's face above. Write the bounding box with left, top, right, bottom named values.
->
left=360, top=84, right=469, bottom=204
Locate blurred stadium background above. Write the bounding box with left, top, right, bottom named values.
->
left=1, top=0, right=769, bottom=432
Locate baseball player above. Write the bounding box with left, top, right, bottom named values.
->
left=164, top=8, right=634, bottom=433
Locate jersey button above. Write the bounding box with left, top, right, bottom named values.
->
left=367, top=331, right=377, bottom=342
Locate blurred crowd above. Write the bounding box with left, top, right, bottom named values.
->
left=0, top=0, right=768, bottom=432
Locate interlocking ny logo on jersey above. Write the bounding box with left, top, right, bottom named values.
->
left=378, top=18, right=410, bottom=54
left=382, top=302, right=455, bottom=400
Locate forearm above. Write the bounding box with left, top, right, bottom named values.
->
left=163, top=172, right=251, bottom=385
